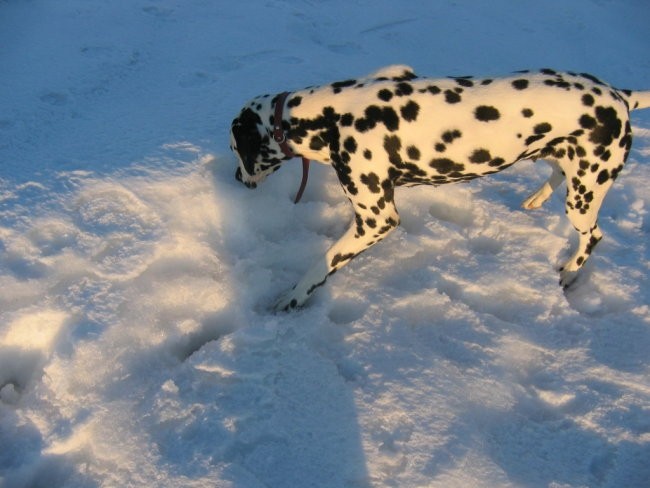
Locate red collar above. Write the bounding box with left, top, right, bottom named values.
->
left=273, top=92, right=310, bottom=204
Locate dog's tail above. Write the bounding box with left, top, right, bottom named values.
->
left=622, top=89, right=650, bottom=111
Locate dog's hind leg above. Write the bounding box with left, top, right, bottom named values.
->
left=274, top=196, right=400, bottom=311
left=522, top=161, right=564, bottom=210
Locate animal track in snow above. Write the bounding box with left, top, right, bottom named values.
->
left=39, top=92, right=69, bottom=106
left=328, top=297, right=369, bottom=324
left=142, top=5, right=174, bottom=18
left=73, top=183, right=163, bottom=278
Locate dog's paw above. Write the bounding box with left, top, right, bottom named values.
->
left=273, top=288, right=302, bottom=313
left=522, top=189, right=551, bottom=210
left=521, top=194, right=544, bottom=210
left=559, top=268, right=580, bottom=290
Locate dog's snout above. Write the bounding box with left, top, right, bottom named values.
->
left=235, top=168, right=257, bottom=189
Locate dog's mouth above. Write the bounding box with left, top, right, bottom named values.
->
left=235, top=167, right=260, bottom=189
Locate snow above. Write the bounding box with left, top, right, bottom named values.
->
left=1, top=0, right=649, bottom=487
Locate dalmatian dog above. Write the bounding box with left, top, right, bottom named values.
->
left=230, top=65, right=650, bottom=310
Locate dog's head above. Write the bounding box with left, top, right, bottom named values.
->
left=230, top=99, right=287, bottom=189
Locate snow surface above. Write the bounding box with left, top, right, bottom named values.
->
left=1, top=1, right=650, bottom=487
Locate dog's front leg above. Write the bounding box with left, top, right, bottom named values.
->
left=274, top=204, right=400, bottom=311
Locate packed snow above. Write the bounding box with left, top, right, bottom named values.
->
left=1, top=1, right=649, bottom=487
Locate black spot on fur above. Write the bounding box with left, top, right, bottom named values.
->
left=580, top=72, right=606, bottom=86
left=475, top=106, right=500, bottom=122
left=489, top=157, right=506, bottom=167
left=341, top=113, right=354, bottom=126
left=582, top=94, right=595, bottom=106
left=512, top=79, right=529, bottom=90
left=392, top=70, right=417, bottom=81
left=400, top=100, right=420, bottom=122
left=383, top=135, right=402, bottom=165
left=354, top=105, right=400, bottom=133
left=619, top=122, right=632, bottom=154
left=331, top=153, right=357, bottom=196
left=381, top=136, right=428, bottom=179
left=589, top=106, right=622, bottom=146
left=395, top=82, right=414, bottom=96
left=309, top=135, right=327, bottom=151
left=544, top=76, right=572, bottom=90
left=343, top=136, right=358, bottom=154
left=378, top=89, right=393, bottom=102
left=522, top=108, right=534, bottom=118
left=360, top=172, right=381, bottom=193
left=363, top=149, right=372, bottom=160
left=444, top=90, right=461, bottom=104
left=331, top=252, right=356, bottom=268
left=580, top=114, right=597, bottom=129
left=469, top=149, right=492, bottom=163
left=534, top=123, right=552, bottom=134
left=453, top=77, right=474, bottom=87
left=287, top=96, right=302, bottom=108
left=407, top=145, right=421, bottom=161
left=597, top=169, right=610, bottom=184
left=430, top=158, right=465, bottom=174
left=381, top=107, right=400, bottom=131
left=525, top=134, right=545, bottom=145
left=442, top=130, right=462, bottom=143
left=331, top=79, right=357, bottom=93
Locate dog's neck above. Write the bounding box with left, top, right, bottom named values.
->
left=273, top=91, right=297, bottom=159
left=272, top=91, right=310, bottom=204
left=280, top=89, right=341, bottom=165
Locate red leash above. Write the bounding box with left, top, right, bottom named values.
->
left=273, top=92, right=310, bottom=203
left=294, top=157, right=310, bottom=204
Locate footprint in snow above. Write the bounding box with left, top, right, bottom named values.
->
left=328, top=297, right=368, bottom=325
left=142, top=5, right=174, bottom=18
left=74, top=184, right=163, bottom=279
left=39, top=92, right=68, bottom=106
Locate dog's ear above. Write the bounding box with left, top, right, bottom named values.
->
left=232, top=108, right=263, bottom=175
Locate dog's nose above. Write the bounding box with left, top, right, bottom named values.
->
left=235, top=168, right=257, bottom=189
